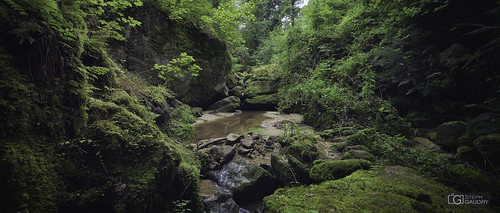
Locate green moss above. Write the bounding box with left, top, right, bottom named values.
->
left=245, top=93, right=278, bottom=105
left=435, top=121, right=467, bottom=149
left=244, top=79, right=278, bottom=97
left=264, top=166, right=492, bottom=213
left=347, top=128, right=378, bottom=146
left=0, top=142, right=62, bottom=213
left=163, top=103, right=197, bottom=142
left=271, top=154, right=296, bottom=185
left=286, top=140, right=319, bottom=164
left=448, top=164, right=493, bottom=192
left=309, top=159, right=371, bottom=182
left=287, top=155, right=311, bottom=184
left=341, top=149, right=375, bottom=161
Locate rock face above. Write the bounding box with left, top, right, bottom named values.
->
left=435, top=121, right=466, bottom=149
left=108, top=2, right=231, bottom=108
left=208, top=96, right=241, bottom=113
left=242, top=64, right=280, bottom=110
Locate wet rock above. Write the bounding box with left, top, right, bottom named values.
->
left=435, top=121, right=466, bottom=149
left=200, top=145, right=237, bottom=169
left=467, top=113, right=500, bottom=136
left=208, top=96, right=241, bottom=113
left=238, top=147, right=252, bottom=156
left=202, top=191, right=239, bottom=213
left=252, top=133, right=263, bottom=141
left=226, top=133, right=244, bottom=145
left=232, top=164, right=278, bottom=206
left=309, top=159, right=371, bottom=182
left=241, top=137, right=255, bottom=149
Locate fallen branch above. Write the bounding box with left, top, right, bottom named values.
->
left=196, top=137, right=226, bottom=149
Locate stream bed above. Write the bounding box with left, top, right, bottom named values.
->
left=193, top=111, right=305, bottom=213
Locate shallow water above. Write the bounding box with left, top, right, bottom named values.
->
left=195, top=111, right=271, bottom=140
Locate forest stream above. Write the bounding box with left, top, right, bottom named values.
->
left=194, top=111, right=306, bottom=212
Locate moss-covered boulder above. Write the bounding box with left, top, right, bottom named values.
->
left=232, top=164, right=278, bottom=206
left=242, top=64, right=279, bottom=110
left=309, top=159, right=371, bottom=182
left=286, top=139, right=319, bottom=164
left=435, top=121, right=467, bottom=149
left=473, top=134, right=500, bottom=165
left=208, top=96, right=241, bottom=113
left=448, top=164, right=495, bottom=192
left=265, top=166, right=493, bottom=212
left=341, top=149, right=375, bottom=161
left=270, top=154, right=295, bottom=185
left=287, top=155, right=312, bottom=184
left=245, top=79, right=277, bottom=97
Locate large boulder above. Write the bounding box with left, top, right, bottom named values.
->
left=199, top=145, right=237, bottom=170
left=435, top=121, right=466, bottom=149
left=244, top=94, right=279, bottom=109
left=108, top=2, right=231, bottom=108
left=271, top=154, right=295, bottom=185
left=309, top=159, right=371, bottom=182
left=208, top=96, right=241, bottom=113
left=207, top=156, right=278, bottom=207
left=232, top=164, right=278, bottom=206
left=242, top=65, right=279, bottom=110
left=226, top=133, right=244, bottom=145
left=467, top=113, right=500, bottom=136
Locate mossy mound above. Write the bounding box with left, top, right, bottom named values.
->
left=286, top=135, right=319, bottom=164
left=58, top=95, right=202, bottom=212
left=435, top=121, right=467, bottom=149
left=309, top=159, right=371, bottom=182
left=264, top=166, right=493, bottom=213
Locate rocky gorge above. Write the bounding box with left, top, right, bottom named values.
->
left=1, top=0, right=499, bottom=212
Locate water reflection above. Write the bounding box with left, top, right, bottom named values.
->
left=195, top=111, right=270, bottom=140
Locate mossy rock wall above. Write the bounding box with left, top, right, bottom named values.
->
left=0, top=3, right=203, bottom=211
left=108, top=2, right=231, bottom=108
